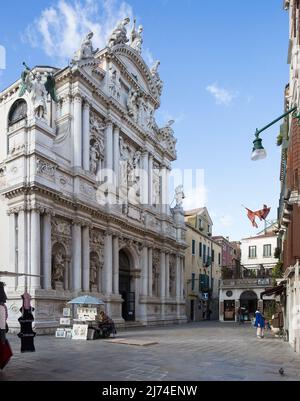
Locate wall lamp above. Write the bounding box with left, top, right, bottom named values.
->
left=251, top=106, right=298, bottom=161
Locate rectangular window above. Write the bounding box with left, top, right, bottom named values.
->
left=191, top=273, right=195, bottom=291
left=203, top=244, right=206, bottom=262
left=249, top=246, right=257, bottom=258
left=192, top=240, right=196, bottom=255
left=263, top=244, right=272, bottom=258
left=212, top=249, right=215, bottom=262
left=199, top=219, right=203, bottom=230
left=199, top=242, right=202, bottom=257
left=218, top=253, right=221, bottom=265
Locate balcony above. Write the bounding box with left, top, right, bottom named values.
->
left=221, top=277, right=271, bottom=289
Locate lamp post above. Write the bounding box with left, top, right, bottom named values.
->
left=251, top=106, right=297, bottom=161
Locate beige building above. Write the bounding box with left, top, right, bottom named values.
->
left=184, top=208, right=222, bottom=321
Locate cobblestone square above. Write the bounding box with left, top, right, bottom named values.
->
left=1, top=322, right=300, bottom=381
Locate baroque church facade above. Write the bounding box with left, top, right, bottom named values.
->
left=0, top=18, right=187, bottom=332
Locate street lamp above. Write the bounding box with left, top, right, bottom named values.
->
left=251, top=131, right=267, bottom=161
left=250, top=106, right=298, bottom=161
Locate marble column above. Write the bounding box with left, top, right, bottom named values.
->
left=82, top=225, right=90, bottom=292
left=103, top=232, right=113, bottom=295
left=141, top=246, right=148, bottom=296
left=160, top=166, right=168, bottom=214
left=141, top=151, right=149, bottom=205
left=160, top=251, right=166, bottom=298
left=180, top=257, right=184, bottom=300
left=17, top=209, right=27, bottom=290
left=165, top=253, right=170, bottom=299
left=42, top=212, right=52, bottom=290
left=73, top=95, right=83, bottom=168
left=105, top=122, right=113, bottom=178
left=72, top=222, right=82, bottom=291
left=31, top=209, right=41, bottom=289
left=160, top=251, right=166, bottom=320
left=82, top=101, right=90, bottom=171
left=176, top=255, right=181, bottom=300
left=113, top=126, right=120, bottom=189
left=148, top=248, right=153, bottom=297
left=113, top=236, right=119, bottom=295
left=148, top=154, right=153, bottom=206
left=176, top=255, right=181, bottom=318
left=8, top=212, right=16, bottom=282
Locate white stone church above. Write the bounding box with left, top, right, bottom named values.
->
left=0, top=18, right=187, bottom=332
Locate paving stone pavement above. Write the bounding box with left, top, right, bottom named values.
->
left=1, top=322, right=300, bottom=381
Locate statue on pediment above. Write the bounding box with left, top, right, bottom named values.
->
left=175, top=185, right=185, bottom=208
left=108, top=17, right=130, bottom=48
left=72, top=32, right=98, bottom=64
left=31, top=72, right=47, bottom=119
left=150, top=61, right=163, bottom=96
left=130, top=18, right=143, bottom=54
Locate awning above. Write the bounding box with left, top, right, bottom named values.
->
left=260, top=285, right=285, bottom=299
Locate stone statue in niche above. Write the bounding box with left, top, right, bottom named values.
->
left=130, top=18, right=143, bottom=54
left=52, top=250, right=65, bottom=288
left=72, top=32, right=98, bottom=63
left=31, top=72, right=47, bottom=119
left=90, top=256, right=99, bottom=289
left=108, top=17, right=130, bottom=47
left=127, top=88, right=140, bottom=122
left=150, top=61, right=163, bottom=96
left=90, top=143, right=100, bottom=175
left=108, top=67, right=121, bottom=99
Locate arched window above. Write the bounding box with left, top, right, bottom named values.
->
left=8, top=99, right=27, bottom=126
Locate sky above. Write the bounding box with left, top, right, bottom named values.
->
left=0, top=0, right=289, bottom=241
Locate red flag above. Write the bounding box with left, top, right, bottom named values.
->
left=255, top=205, right=271, bottom=221
left=246, top=208, right=258, bottom=228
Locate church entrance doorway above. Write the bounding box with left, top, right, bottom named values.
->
left=119, top=250, right=135, bottom=321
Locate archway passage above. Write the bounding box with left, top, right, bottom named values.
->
left=240, top=291, right=258, bottom=321
left=119, top=250, right=135, bottom=321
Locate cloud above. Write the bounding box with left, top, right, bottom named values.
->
left=206, top=83, right=238, bottom=106
left=22, top=0, right=134, bottom=65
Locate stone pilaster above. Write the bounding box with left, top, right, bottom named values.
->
left=103, top=232, right=113, bottom=295
left=17, top=209, right=28, bottom=290
left=42, top=212, right=52, bottom=290
left=83, top=101, right=90, bottom=171
left=113, top=235, right=119, bottom=294
left=148, top=154, right=153, bottom=206
left=72, top=221, right=82, bottom=291
left=113, top=126, right=120, bottom=188
left=31, top=209, right=41, bottom=289
left=141, top=151, right=149, bottom=205
left=165, top=253, right=170, bottom=299
left=82, top=225, right=90, bottom=292
left=148, top=247, right=153, bottom=297
left=73, top=94, right=83, bottom=168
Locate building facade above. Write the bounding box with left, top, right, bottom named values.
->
left=219, top=230, right=276, bottom=322
left=184, top=208, right=222, bottom=321
left=0, top=21, right=187, bottom=333
left=276, top=0, right=300, bottom=352
left=212, top=236, right=240, bottom=278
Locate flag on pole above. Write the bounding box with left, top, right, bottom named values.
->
left=256, top=204, right=271, bottom=221
left=246, top=208, right=258, bottom=228
left=244, top=205, right=271, bottom=228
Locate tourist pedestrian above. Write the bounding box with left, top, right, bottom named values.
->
left=254, top=310, right=265, bottom=339
left=237, top=307, right=243, bottom=324
left=0, top=282, right=13, bottom=370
